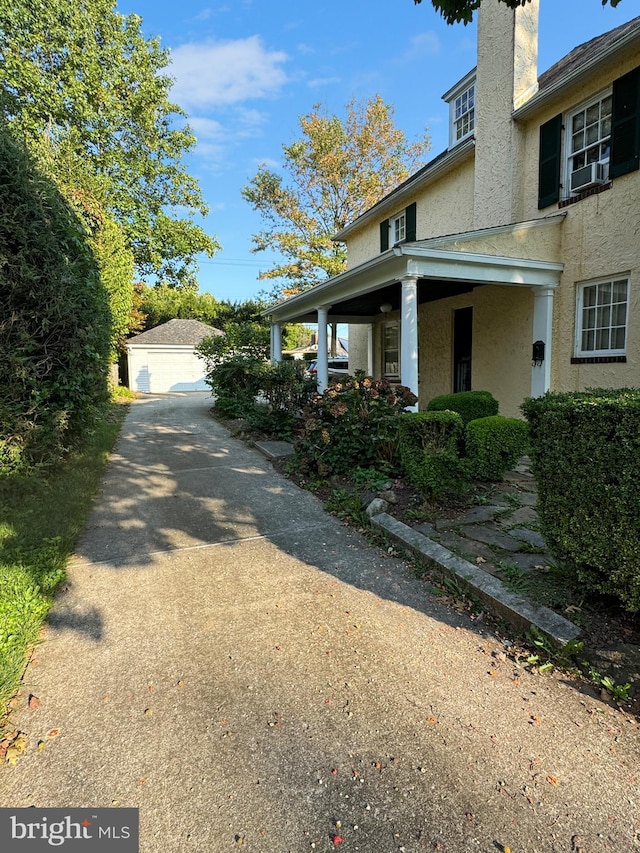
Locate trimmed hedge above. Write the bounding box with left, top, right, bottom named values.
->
left=522, top=389, right=640, bottom=611
left=427, top=390, right=499, bottom=425
left=398, top=411, right=466, bottom=500
left=0, top=128, right=111, bottom=470
left=465, top=416, right=529, bottom=481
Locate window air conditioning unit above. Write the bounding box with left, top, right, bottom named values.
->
left=570, top=162, right=607, bottom=193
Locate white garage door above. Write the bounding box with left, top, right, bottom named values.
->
left=129, top=347, right=209, bottom=393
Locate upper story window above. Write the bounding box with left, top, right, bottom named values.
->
left=566, top=91, right=612, bottom=193
left=391, top=211, right=406, bottom=244
left=575, top=277, right=629, bottom=357
left=379, top=202, right=417, bottom=252
left=454, top=84, right=475, bottom=143
left=443, top=69, right=476, bottom=149
left=538, top=66, right=639, bottom=209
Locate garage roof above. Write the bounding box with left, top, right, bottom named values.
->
left=127, top=319, right=223, bottom=346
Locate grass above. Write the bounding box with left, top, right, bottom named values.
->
left=0, top=400, right=128, bottom=723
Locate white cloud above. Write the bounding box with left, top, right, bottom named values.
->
left=170, top=36, right=289, bottom=110
left=402, top=31, right=441, bottom=61
left=307, top=76, right=341, bottom=89
left=189, top=116, right=225, bottom=140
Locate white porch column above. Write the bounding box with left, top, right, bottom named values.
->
left=530, top=286, right=555, bottom=398
left=316, top=306, right=330, bottom=392
left=272, top=321, right=282, bottom=364
left=401, top=276, right=419, bottom=409
left=367, top=324, right=374, bottom=377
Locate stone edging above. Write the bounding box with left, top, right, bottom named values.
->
left=371, top=512, right=581, bottom=649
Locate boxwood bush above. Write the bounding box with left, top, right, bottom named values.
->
left=465, top=416, right=529, bottom=481
left=522, top=389, right=640, bottom=611
left=427, top=390, right=499, bottom=425
left=398, top=410, right=466, bottom=500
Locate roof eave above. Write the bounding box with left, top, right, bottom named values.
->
left=332, top=138, right=475, bottom=243
left=514, top=27, right=640, bottom=121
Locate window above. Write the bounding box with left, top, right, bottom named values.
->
left=575, top=277, right=628, bottom=357
left=453, top=84, right=475, bottom=143
left=383, top=322, right=399, bottom=379
left=444, top=70, right=476, bottom=150
left=391, top=211, right=405, bottom=244
left=379, top=203, right=416, bottom=252
left=566, top=91, right=612, bottom=188
left=538, top=66, right=640, bottom=208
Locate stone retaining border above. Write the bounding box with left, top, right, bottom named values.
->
left=371, top=511, right=581, bottom=648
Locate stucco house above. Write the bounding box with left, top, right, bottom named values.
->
left=264, top=1, right=640, bottom=418
left=126, top=319, right=222, bottom=393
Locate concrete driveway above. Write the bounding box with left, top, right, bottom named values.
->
left=1, top=393, right=638, bottom=851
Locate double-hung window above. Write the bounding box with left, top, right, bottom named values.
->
left=566, top=91, right=612, bottom=190
left=391, top=211, right=406, bottom=245
left=575, top=277, right=629, bottom=357
left=453, top=84, right=475, bottom=143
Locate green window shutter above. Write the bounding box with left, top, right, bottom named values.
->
left=380, top=218, right=389, bottom=252
left=611, top=66, right=640, bottom=180
left=405, top=202, right=417, bottom=242
left=538, top=113, right=562, bottom=209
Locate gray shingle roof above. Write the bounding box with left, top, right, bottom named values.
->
left=127, top=319, right=223, bottom=346
left=538, top=15, right=640, bottom=93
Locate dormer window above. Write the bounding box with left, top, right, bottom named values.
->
left=454, top=84, right=475, bottom=142
left=443, top=69, right=476, bottom=149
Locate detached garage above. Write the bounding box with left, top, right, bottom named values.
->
left=126, top=319, right=223, bottom=393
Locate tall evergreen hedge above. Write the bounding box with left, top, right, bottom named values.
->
left=522, top=389, right=640, bottom=611
left=0, top=127, right=111, bottom=469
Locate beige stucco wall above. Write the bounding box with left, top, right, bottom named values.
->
left=347, top=324, right=370, bottom=375
left=515, top=50, right=640, bottom=395
left=344, top=21, right=640, bottom=414
left=551, top=181, right=640, bottom=392
left=344, top=156, right=476, bottom=269
left=420, top=285, right=533, bottom=418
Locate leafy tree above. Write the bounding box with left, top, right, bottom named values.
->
left=242, top=95, right=430, bottom=297
left=0, top=0, right=219, bottom=287
left=137, top=283, right=221, bottom=329
left=415, top=0, right=622, bottom=25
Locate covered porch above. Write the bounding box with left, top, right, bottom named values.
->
left=263, top=218, right=565, bottom=412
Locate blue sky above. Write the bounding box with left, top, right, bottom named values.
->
left=114, top=0, right=638, bottom=304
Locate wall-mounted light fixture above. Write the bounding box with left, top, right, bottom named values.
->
left=380, top=302, right=393, bottom=314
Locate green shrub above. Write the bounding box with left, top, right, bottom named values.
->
left=294, top=373, right=417, bottom=477
left=427, top=390, right=499, bottom=425
left=205, top=354, right=267, bottom=419
left=0, top=128, right=111, bottom=471
left=522, top=389, right=640, bottom=611
left=465, top=416, right=529, bottom=481
left=398, top=411, right=466, bottom=500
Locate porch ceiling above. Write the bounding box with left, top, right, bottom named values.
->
left=264, top=238, right=564, bottom=325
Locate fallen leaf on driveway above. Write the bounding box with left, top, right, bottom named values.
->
left=546, top=775, right=558, bottom=785
left=28, top=694, right=41, bottom=710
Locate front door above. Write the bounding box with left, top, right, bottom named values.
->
left=453, top=307, right=472, bottom=393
